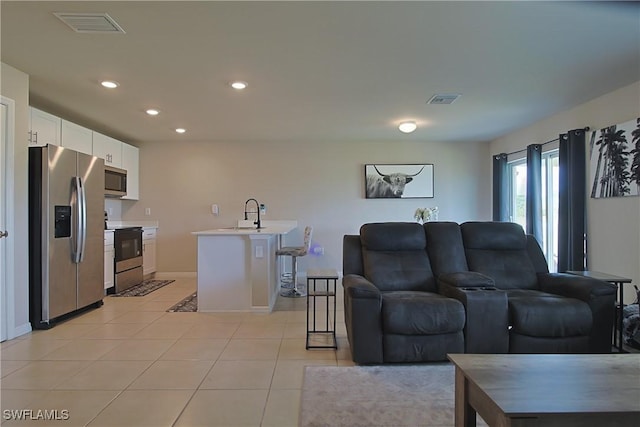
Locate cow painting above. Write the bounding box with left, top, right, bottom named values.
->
left=365, top=164, right=430, bottom=198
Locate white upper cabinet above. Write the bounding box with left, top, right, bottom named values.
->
left=121, top=143, right=139, bottom=200
left=92, top=132, right=123, bottom=168
left=61, top=120, right=93, bottom=155
left=29, top=107, right=61, bottom=146
left=28, top=107, right=141, bottom=200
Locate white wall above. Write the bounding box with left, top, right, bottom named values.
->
left=0, top=62, right=31, bottom=337
left=490, top=80, right=640, bottom=303
left=121, top=139, right=492, bottom=274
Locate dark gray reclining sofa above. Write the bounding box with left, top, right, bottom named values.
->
left=343, top=221, right=617, bottom=364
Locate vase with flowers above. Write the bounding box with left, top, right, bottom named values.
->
left=414, top=207, right=439, bottom=224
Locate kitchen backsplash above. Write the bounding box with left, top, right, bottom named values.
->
left=104, top=198, right=123, bottom=220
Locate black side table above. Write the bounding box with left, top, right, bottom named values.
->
left=306, top=269, right=338, bottom=350
left=567, top=270, right=633, bottom=352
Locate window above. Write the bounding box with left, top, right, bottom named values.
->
left=508, top=149, right=559, bottom=271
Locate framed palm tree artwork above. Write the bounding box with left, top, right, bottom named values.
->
left=589, top=117, right=640, bottom=198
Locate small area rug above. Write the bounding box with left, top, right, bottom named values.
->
left=300, top=364, right=487, bottom=427
left=167, top=292, right=197, bottom=312
left=110, top=279, right=175, bottom=297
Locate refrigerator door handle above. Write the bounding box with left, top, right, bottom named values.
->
left=78, top=176, right=87, bottom=263
left=71, top=176, right=87, bottom=263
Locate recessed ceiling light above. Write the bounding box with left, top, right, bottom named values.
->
left=398, top=121, right=417, bottom=133
left=146, top=109, right=160, bottom=116
left=230, top=81, right=248, bottom=90
left=100, top=80, right=119, bottom=89
left=175, top=128, right=186, bottom=134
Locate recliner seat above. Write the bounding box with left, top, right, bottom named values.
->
left=343, top=222, right=465, bottom=364
left=459, top=221, right=613, bottom=353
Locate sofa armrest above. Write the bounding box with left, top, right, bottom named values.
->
left=538, top=273, right=616, bottom=300
left=343, top=274, right=382, bottom=299
left=342, top=274, right=384, bottom=364
left=439, top=282, right=508, bottom=354
left=438, top=272, right=494, bottom=289
left=538, top=273, right=617, bottom=353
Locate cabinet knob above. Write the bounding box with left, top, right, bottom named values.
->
left=0, top=230, right=8, bottom=239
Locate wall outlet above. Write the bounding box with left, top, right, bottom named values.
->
left=259, top=204, right=266, bottom=215
left=145, top=208, right=151, bottom=216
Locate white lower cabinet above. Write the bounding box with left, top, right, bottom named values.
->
left=143, top=228, right=157, bottom=276
left=104, top=231, right=114, bottom=290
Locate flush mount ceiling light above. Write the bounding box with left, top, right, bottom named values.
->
left=230, top=81, right=248, bottom=90
left=100, top=80, right=119, bottom=89
left=398, top=121, right=417, bottom=133
left=175, top=128, right=186, bottom=134
left=145, top=109, right=160, bottom=116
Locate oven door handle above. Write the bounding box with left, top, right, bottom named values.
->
left=72, top=176, right=87, bottom=263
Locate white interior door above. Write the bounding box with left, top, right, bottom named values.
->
left=1, top=97, right=15, bottom=342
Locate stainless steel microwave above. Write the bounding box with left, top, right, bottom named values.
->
left=104, top=165, right=127, bottom=197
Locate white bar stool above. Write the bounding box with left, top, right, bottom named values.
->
left=278, top=226, right=313, bottom=298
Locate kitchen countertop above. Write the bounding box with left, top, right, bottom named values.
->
left=192, top=220, right=297, bottom=237
left=192, top=225, right=295, bottom=236
left=106, top=220, right=159, bottom=230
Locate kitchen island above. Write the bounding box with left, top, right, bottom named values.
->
left=192, top=221, right=297, bottom=312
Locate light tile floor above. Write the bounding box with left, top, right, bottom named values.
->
left=0, top=277, right=353, bottom=426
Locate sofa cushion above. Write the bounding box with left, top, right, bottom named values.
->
left=361, top=223, right=436, bottom=292
left=507, top=290, right=592, bottom=337
left=363, top=251, right=435, bottom=292
left=361, top=222, right=426, bottom=251
left=461, top=221, right=527, bottom=250
left=461, top=222, right=538, bottom=290
left=424, top=221, right=469, bottom=276
left=381, top=291, right=465, bottom=335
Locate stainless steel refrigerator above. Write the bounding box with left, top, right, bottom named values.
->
left=29, top=145, right=105, bottom=329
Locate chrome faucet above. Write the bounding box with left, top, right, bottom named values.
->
left=244, top=198, right=262, bottom=229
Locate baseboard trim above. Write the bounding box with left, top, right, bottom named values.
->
left=11, top=322, right=32, bottom=340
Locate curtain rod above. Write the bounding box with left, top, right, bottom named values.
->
left=497, top=127, right=590, bottom=158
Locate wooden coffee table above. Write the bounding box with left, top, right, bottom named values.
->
left=448, top=354, right=639, bottom=427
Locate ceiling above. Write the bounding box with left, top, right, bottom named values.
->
left=2, top=1, right=639, bottom=145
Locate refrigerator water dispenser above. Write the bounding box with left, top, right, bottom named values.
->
left=54, top=205, right=71, bottom=238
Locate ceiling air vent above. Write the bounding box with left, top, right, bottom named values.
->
left=427, top=94, right=461, bottom=105
left=53, top=12, right=125, bottom=34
